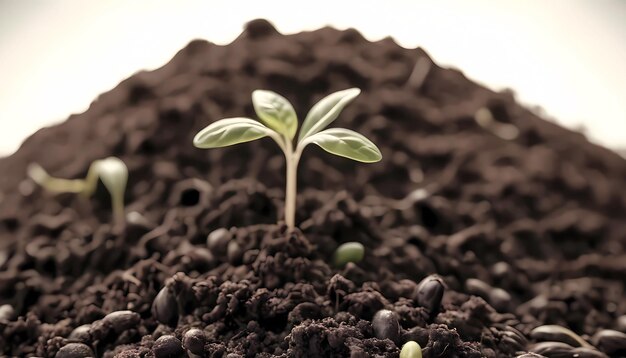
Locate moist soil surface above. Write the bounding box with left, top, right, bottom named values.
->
left=0, top=19, right=625, bottom=358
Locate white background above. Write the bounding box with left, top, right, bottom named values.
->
left=1, top=0, right=625, bottom=156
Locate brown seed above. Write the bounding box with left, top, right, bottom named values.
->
left=55, top=343, right=94, bottom=358
left=372, top=309, right=400, bottom=343
left=152, top=286, right=179, bottom=326
left=68, top=324, right=91, bottom=342
left=207, top=228, right=231, bottom=255
left=489, top=287, right=512, bottom=312
left=530, top=325, right=589, bottom=348
left=227, top=240, right=243, bottom=265
left=183, top=328, right=206, bottom=356
left=530, top=342, right=607, bottom=358
left=414, top=275, right=445, bottom=316
left=465, top=278, right=492, bottom=297
left=102, top=310, right=140, bottom=333
left=153, top=335, right=184, bottom=358
left=592, top=329, right=626, bottom=355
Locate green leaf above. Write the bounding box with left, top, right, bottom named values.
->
left=298, top=88, right=360, bottom=142
left=193, top=118, right=270, bottom=148
left=252, top=90, right=298, bottom=139
left=308, top=128, right=382, bottom=163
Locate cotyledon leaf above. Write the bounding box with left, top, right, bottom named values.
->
left=252, top=90, right=298, bottom=139
left=193, top=118, right=271, bottom=148
left=298, top=88, right=361, bottom=142
left=306, top=128, right=382, bottom=163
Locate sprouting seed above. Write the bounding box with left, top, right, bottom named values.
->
left=400, top=341, right=422, bottom=358
left=334, top=242, right=365, bottom=267
left=193, top=88, right=382, bottom=230
left=28, top=156, right=128, bottom=224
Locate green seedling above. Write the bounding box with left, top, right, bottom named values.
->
left=28, top=157, right=128, bottom=224
left=400, top=341, right=422, bottom=358
left=193, top=88, right=382, bottom=230
left=334, top=242, right=365, bottom=267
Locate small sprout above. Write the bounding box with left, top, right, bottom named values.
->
left=334, top=242, right=365, bottom=267
left=400, top=341, right=423, bottom=358
left=28, top=156, right=128, bottom=224
left=193, top=88, right=381, bottom=230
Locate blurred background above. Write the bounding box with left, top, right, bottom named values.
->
left=0, top=0, right=624, bottom=157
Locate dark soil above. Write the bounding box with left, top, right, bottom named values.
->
left=1, top=19, right=625, bottom=357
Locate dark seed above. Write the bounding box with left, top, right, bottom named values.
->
left=414, top=275, right=445, bottom=316
left=153, top=335, right=184, bottom=358
left=530, top=342, right=608, bottom=358
left=102, top=310, right=140, bottom=333
left=489, top=287, right=512, bottom=312
left=372, top=309, right=400, bottom=343
left=530, top=341, right=575, bottom=355
left=465, top=278, right=492, bottom=297
left=515, top=354, right=545, bottom=358
left=207, top=228, right=231, bottom=256
left=152, top=286, right=179, bottom=326
left=530, top=325, right=589, bottom=348
left=183, top=328, right=206, bottom=356
left=68, top=324, right=91, bottom=342
left=55, top=343, right=95, bottom=358
left=592, top=330, right=626, bottom=355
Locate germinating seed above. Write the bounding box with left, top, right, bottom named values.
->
left=334, top=242, right=365, bottom=267
left=152, top=286, right=179, bottom=326
left=372, top=309, right=400, bottom=343
left=400, top=341, right=422, bottom=358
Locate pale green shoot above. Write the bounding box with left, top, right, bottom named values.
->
left=28, top=157, right=128, bottom=224
left=193, top=88, right=381, bottom=230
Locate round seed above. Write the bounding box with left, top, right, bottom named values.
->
left=207, top=228, right=230, bottom=255
left=153, top=335, right=184, bottom=358
left=183, top=328, right=207, bottom=356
